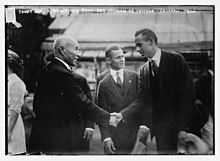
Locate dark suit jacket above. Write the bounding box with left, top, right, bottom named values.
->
left=72, top=73, right=94, bottom=153
left=95, top=69, right=110, bottom=104
left=29, top=59, right=109, bottom=154
left=97, top=69, right=140, bottom=152
left=121, top=50, right=196, bottom=136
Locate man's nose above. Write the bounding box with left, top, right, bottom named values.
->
left=74, top=51, right=81, bottom=59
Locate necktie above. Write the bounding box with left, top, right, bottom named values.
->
left=150, top=60, right=159, bottom=77
left=116, top=72, right=123, bottom=88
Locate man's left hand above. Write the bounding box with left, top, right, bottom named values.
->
left=178, top=131, right=187, bottom=145
left=109, top=112, right=123, bottom=127
left=83, top=129, right=94, bottom=141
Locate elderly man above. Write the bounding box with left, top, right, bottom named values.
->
left=29, top=35, right=111, bottom=155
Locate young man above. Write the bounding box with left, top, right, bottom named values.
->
left=97, top=44, right=140, bottom=154
left=111, top=28, right=196, bottom=154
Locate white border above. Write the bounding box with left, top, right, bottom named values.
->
left=1, top=1, right=219, bottom=161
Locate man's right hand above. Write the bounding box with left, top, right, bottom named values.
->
left=137, top=127, right=150, bottom=145
left=104, top=139, right=116, bottom=154
left=109, top=112, right=122, bottom=127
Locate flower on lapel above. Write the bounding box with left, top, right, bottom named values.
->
left=129, top=80, right=132, bottom=83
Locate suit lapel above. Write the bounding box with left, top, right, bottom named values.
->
left=104, top=74, right=124, bottom=102
left=123, top=70, right=133, bottom=98
left=142, top=61, right=150, bottom=89
left=158, top=51, right=168, bottom=85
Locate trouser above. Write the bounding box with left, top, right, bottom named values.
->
left=154, top=120, right=178, bottom=154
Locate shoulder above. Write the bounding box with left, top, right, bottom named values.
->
left=99, top=73, right=111, bottom=86
left=71, top=72, right=89, bottom=86
left=161, top=50, right=187, bottom=66
left=124, top=69, right=138, bottom=78
left=125, top=69, right=138, bottom=75
left=8, top=74, right=26, bottom=92
left=97, top=69, right=109, bottom=80
left=72, top=72, right=86, bottom=80
left=162, top=50, right=185, bottom=60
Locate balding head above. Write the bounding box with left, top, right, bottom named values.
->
left=53, top=35, right=79, bottom=55
left=53, top=35, right=80, bottom=66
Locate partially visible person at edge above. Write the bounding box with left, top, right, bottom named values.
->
left=110, top=28, right=197, bottom=154
left=178, top=63, right=214, bottom=154
left=97, top=44, right=140, bottom=154
left=196, top=66, right=214, bottom=153
left=8, top=50, right=27, bottom=155
left=29, top=35, right=113, bottom=155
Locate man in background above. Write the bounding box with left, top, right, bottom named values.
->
left=97, top=44, right=140, bottom=154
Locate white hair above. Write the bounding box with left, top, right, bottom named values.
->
left=53, top=35, right=78, bottom=55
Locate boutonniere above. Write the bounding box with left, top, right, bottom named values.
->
left=129, top=80, right=132, bottom=83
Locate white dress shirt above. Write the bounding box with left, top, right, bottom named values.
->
left=110, top=68, right=124, bottom=84
left=148, top=48, right=161, bottom=67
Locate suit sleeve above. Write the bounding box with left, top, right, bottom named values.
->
left=97, top=82, right=111, bottom=141
left=82, top=78, right=95, bottom=129
left=175, top=54, right=196, bottom=131
left=61, top=73, right=110, bottom=129
left=121, top=67, right=151, bottom=128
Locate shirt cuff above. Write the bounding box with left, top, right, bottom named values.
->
left=103, top=137, right=112, bottom=142
left=139, top=125, right=150, bottom=131
left=85, top=128, right=94, bottom=132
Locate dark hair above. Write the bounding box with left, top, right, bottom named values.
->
left=7, top=50, right=24, bottom=79
left=135, top=28, right=158, bottom=44
left=105, top=44, right=122, bottom=58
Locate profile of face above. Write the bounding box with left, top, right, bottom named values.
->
left=107, top=49, right=125, bottom=71
left=135, top=34, right=154, bottom=58
left=60, top=40, right=80, bottom=66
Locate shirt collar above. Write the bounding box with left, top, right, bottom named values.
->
left=110, top=68, right=124, bottom=76
left=148, top=48, right=161, bottom=67
left=55, top=57, right=71, bottom=71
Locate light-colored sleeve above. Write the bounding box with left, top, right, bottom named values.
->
left=8, top=82, right=26, bottom=114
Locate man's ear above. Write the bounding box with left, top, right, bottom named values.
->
left=59, top=46, right=65, bottom=55
left=149, top=38, right=154, bottom=46
left=106, top=58, right=111, bottom=65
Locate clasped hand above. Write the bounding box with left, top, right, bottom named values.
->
left=109, top=112, right=122, bottom=127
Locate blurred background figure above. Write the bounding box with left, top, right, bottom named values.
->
left=178, top=59, right=214, bottom=154
left=194, top=59, right=213, bottom=150
left=7, top=50, right=27, bottom=155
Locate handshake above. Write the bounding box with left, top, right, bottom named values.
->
left=109, top=112, right=123, bottom=127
